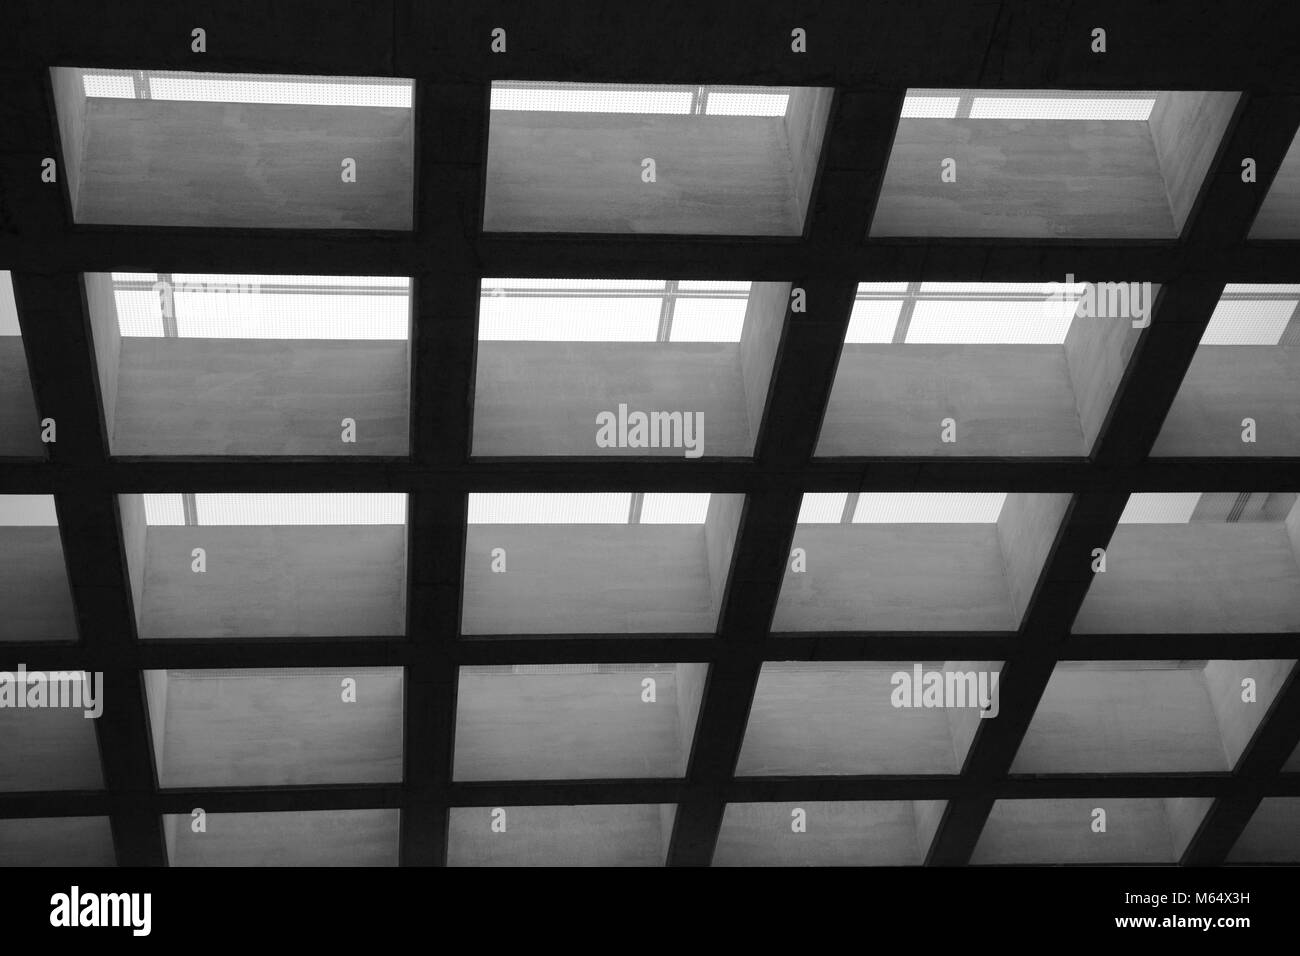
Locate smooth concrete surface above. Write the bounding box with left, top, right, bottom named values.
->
left=703, top=492, right=743, bottom=614
left=447, top=804, right=673, bottom=866
left=0, top=338, right=43, bottom=456
left=736, top=662, right=973, bottom=776
left=1063, top=308, right=1144, bottom=451
left=484, top=94, right=831, bottom=235
left=133, top=525, right=407, bottom=639
left=112, top=338, right=410, bottom=455
left=473, top=342, right=751, bottom=456
left=1250, top=131, right=1300, bottom=238
left=1148, top=92, right=1239, bottom=233
left=1153, top=346, right=1300, bottom=455
left=817, top=345, right=1089, bottom=456
left=1013, top=665, right=1233, bottom=773
left=772, top=525, right=1020, bottom=631
left=1073, top=523, right=1300, bottom=633
left=996, top=493, right=1071, bottom=624
left=53, top=69, right=414, bottom=230
left=738, top=282, right=790, bottom=441
left=0, top=816, right=115, bottom=866
left=453, top=664, right=705, bottom=780
left=713, top=800, right=943, bottom=866
left=1227, top=798, right=1300, bottom=862
left=0, top=703, right=103, bottom=791
left=972, top=798, right=1204, bottom=864
left=0, top=526, right=78, bottom=641
left=83, top=271, right=119, bottom=442
left=1203, top=658, right=1292, bottom=766
left=462, top=522, right=730, bottom=635
left=146, top=667, right=404, bottom=788
left=165, top=809, right=400, bottom=866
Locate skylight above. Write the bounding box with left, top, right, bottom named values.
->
left=478, top=279, right=752, bottom=342
left=81, top=70, right=413, bottom=108
left=796, top=492, right=1008, bottom=523
left=142, top=494, right=407, bottom=526
left=109, top=274, right=410, bottom=340
left=0, top=271, right=18, bottom=336
left=902, top=89, right=1157, bottom=122
left=1200, top=287, right=1299, bottom=345
left=1118, top=493, right=1201, bottom=524
left=0, top=495, right=58, bottom=526
left=489, top=82, right=790, bottom=117
left=846, top=282, right=1086, bottom=344
left=467, top=492, right=712, bottom=524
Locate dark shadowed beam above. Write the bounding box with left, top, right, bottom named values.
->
left=926, top=96, right=1300, bottom=867
left=9, top=272, right=167, bottom=866
left=665, top=90, right=905, bottom=867
left=1182, top=660, right=1300, bottom=864
left=398, top=79, right=487, bottom=866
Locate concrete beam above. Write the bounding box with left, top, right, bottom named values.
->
left=165, top=809, right=400, bottom=866
left=447, top=804, right=672, bottom=866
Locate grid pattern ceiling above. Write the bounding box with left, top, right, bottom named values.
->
left=2, top=0, right=1300, bottom=870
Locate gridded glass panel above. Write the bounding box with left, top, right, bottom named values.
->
left=485, top=82, right=831, bottom=235
left=0, top=817, right=116, bottom=866
left=714, top=801, right=946, bottom=866
left=122, top=493, right=409, bottom=639
left=737, top=661, right=1002, bottom=776
left=874, top=90, right=1239, bottom=238
left=52, top=67, right=414, bottom=229
left=87, top=273, right=412, bottom=455
left=462, top=493, right=743, bottom=634
left=819, top=282, right=1145, bottom=455
left=0, top=495, right=77, bottom=642
left=473, top=279, right=784, bottom=457
left=1155, top=286, right=1300, bottom=455
left=164, top=809, right=401, bottom=866
left=1075, top=492, right=1300, bottom=632
left=454, top=663, right=706, bottom=780
left=774, top=493, right=1069, bottom=631
left=448, top=805, right=676, bottom=866
left=144, top=668, right=404, bottom=788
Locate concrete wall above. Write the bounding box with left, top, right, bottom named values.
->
left=473, top=342, right=750, bottom=456
left=0, top=339, right=43, bottom=456
left=1148, top=92, right=1240, bottom=233
left=118, top=493, right=147, bottom=631
left=1228, top=798, right=1300, bottom=862
left=973, top=799, right=1186, bottom=864
left=453, top=666, right=689, bottom=780
left=0, top=703, right=103, bottom=790
left=0, top=527, right=78, bottom=641
left=113, top=338, right=410, bottom=455
left=166, top=809, right=400, bottom=866
left=737, top=662, right=964, bottom=775
left=83, top=272, right=119, bottom=443
left=872, top=118, right=1177, bottom=238
left=148, top=667, right=403, bottom=788
left=1074, top=523, right=1300, bottom=633
left=703, top=492, right=743, bottom=615
left=49, top=68, right=87, bottom=212
left=773, top=525, right=1019, bottom=631
left=1251, top=132, right=1300, bottom=238
left=0, top=816, right=115, bottom=866
left=484, top=112, right=809, bottom=235
left=995, top=493, right=1071, bottom=624
left=1154, top=346, right=1300, bottom=455
left=447, top=804, right=671, bottom=866
left=1203, top=658, right=1293, bottom=766
left=674, top=662, right=708, bottom=772
left=137, top=525, right=407, bottom=638
left=462, top=524, right=717, bottom=634
left=1013, top=665, right=1230, bottom=773
left=782, top=87, right=834, bottom=230
left=714, top=800, right=933, bottom=866
left=738, top=282, right=790, bottom=444
left=1062, top=309, right=1144, bottom=452
left=818, top=345, right=1088, bottom=456
left=68, top=97, right=413, bottom=229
